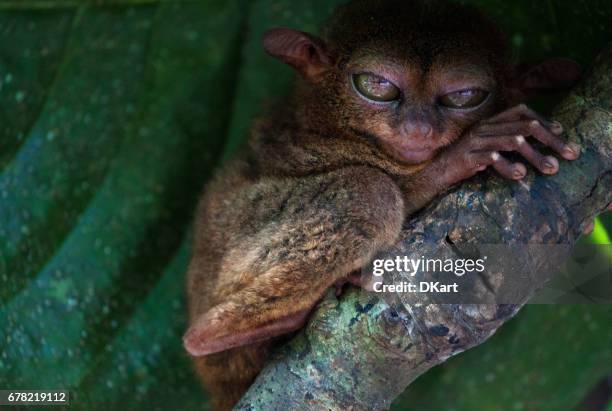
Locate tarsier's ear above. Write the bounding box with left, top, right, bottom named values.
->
left=262, top=27, right=331, bottom=81
left=506, top=58, right=582, bottom=103
left=183, top=303, right=310, bottom=356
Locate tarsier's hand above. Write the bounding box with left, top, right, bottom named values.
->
left=438, top=104, right=581, bottom=187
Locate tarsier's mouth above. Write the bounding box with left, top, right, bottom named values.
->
left=395, top=145, right=437, bottom=164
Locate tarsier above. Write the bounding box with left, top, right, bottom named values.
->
left=184, top=0, right=581, bottom=409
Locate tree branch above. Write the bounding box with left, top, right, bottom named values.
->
left=235, top=44, right=612, bottom=411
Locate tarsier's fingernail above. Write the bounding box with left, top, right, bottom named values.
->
left=490, top=151, right=500, bottom=161
left=551, top=121, right=563, bottom=133
left=513, top=163, right=526, bottom=179
left=543, top=156, right=559, bottom=173
left=563, top=143, right=581, bottom=158
left=515, top=135, right=525, bottom=145
left=530, top=120, right=540, bottom=128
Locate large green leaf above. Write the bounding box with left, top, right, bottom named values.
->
left=0, top=1, right=610, bottom=410
left=0, top=0, right=246, bottom=408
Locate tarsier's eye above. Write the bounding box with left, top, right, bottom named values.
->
left=439, top=89, right=489, bottom=109
left=352, top=73, right=400, bottom=102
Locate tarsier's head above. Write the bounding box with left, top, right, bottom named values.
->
left=263, top=0, right=580, bottom=164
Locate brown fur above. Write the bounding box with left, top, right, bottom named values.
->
left=184, top=1, right=580, bottom=409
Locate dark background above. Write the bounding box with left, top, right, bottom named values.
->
left=0, top=0, right=610, bottom=410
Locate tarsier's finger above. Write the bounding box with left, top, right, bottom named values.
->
left=476, top=119, right=537, bottom=137
left=470, top=151, right=526, bottom=180
left=490, top=152, right=527, bottom=180
left=483, top=104, right=562, bottom=134
left=478, top=135, right=559, bottom=175
left=516, top=137, right=559, bottom=174
left=476, top=120, right=580, bottom=160
left=526, top=120, right=580, bottom=160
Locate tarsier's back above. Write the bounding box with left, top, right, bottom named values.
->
left=184, top=0, right=581, bottom=410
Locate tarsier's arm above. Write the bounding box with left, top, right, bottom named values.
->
left=184, top=166, right=405, bottom=356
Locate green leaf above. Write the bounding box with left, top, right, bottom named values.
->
left=0, top=1, right=610, bottom=410
left=1, top=0, right=246, bottom=407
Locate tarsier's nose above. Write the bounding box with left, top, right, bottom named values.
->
left=403, top=121, right=433, bottom=141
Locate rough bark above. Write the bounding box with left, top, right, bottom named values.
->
left=235, top=44, right=612, bottom=411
